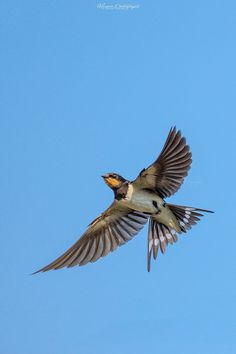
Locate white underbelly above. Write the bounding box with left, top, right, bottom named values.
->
left=123, top=185, right=163, bottom=213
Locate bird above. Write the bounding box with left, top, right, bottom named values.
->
left=34, top=127, right=213, bottom=274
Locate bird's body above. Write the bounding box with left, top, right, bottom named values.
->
left=122, top=184, right=164, bottom=214
left=34, top=127, right=213, bottom=273
left=119, top=184, right=180, bottom=230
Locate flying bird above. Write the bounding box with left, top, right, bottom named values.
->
left=34, top=127, right=213, bottom=273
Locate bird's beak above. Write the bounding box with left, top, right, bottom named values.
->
left=102, top=174, right=107, bottom=179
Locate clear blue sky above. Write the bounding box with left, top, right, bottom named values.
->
left=1, top=1, right=235, bottom=353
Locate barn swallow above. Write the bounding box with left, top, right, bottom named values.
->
left=34, top=127, right=213, bottom=273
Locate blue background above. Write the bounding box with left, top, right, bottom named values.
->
left=1, top=1, right=235, bottom=353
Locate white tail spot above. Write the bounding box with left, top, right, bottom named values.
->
left=149, top=240, right=153, bottom=252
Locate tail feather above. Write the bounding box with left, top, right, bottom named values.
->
left=168, top=204, right=213, bottom=233
left=148, top=222, right=155, bottom=272
left=147, top=204, right=213, bottom=271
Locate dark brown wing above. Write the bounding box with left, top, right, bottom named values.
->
left=133, top=127, right=192, bottom=198
left=33, top=201, right=148, bottom=273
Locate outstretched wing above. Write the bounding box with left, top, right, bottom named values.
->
left=133, top=127, right=192, bottom=199
left=34, top=201, right=149, bottom=273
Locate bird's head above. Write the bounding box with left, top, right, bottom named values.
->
left=102, top=173, right=126, bottom=190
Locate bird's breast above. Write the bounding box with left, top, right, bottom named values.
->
left=123, top=184, right=163, bottom=213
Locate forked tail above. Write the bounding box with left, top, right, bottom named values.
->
left=147, top=204, right=214, bottom=272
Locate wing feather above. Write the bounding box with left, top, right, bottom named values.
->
left=33, top=201, right=149, bottom=273
left=133, top=127, right=192, bottom=198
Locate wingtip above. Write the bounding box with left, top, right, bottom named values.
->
left=30, top=265, right=52, bottom=275
left=169, top=125, right=182, bottom=138
left=30, top=268, right=43, bottom=275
